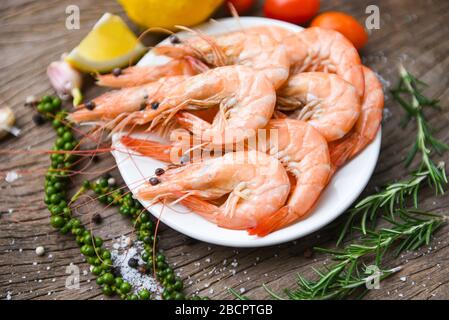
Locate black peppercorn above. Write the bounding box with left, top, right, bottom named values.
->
left=128, top=257, right=138, bottom=268
left=32, top=113, right=46, bottom=126
left=92, top=213, right=103, bottom=224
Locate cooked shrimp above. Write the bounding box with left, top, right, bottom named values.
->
left=152, top=29, right=290, bottom=89
left=277, top=72, right=361, bottom=142
left=246, top=26, right=364, bottom=97
left=248, top=119, right=331, bottom=236
left=138, top=150, right=291, bottom=230
left=113, top=66, right=277, bottom=147
left=328, top=66, right=384, bottom=170
left=123, top=118, right=331, bottom=236
left=68, top=75, right=188, bottom=124
left=96, top=58, right=201, bottom=88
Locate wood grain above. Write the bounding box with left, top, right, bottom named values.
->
left=1, top=0, right=448, bottom=300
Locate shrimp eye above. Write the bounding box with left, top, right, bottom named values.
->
left=149, top=177, right=160, bottom=185
left=85, top=101, right=96, bottom=110
left=112, top=68, right=122, bottom=77
left=179, top=154, right=190, bottom=165
left=155, top=168, right=165, bottom=176
left=151, top=102, right=159, bottom=110
left=169, top=35, right=181, bottom=44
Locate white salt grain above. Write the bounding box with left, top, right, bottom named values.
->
left=5, top=171, right=20, bottom=183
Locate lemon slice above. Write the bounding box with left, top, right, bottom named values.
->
left=65, top=13, right=147, bottom=73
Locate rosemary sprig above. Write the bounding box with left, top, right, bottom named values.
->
left=337, top=171, right=428, bottom=244
left=338, top=66, right=449, bottom=243
left=273, top=210, right=445, bottom=300
left=391, top=65, right=449, bottom=194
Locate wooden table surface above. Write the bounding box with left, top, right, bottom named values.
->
left=1, top=0, right=448, bottom=300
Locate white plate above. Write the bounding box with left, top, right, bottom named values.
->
left=111, top=17, right=381, bottom=248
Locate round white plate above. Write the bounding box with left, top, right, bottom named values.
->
left=111, top=17, right=381, bottom=248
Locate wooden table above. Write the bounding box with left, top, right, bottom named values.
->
left=1, top=0, right=448, bottom=300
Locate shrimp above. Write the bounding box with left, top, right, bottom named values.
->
left=96, top=58, right=202, bottom=88
left=111, top=66, right=277, bottom=147
left=138, top=150, right=291, bottom=230
left=328, top=66, right=384, bottom=170
left=68, top=75, right=189, bottom=125
left=246, top=26, right=364, bottom=97
left=277, top=72, right=361, bottom=142
left=248, top=119, right=331, bottom=236
left=122, top=118, right=331, bottom=236
left=151, top=29, right=290, bottom=89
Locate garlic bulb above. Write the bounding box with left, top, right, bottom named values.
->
left=47, top=60, right=83, bottom=106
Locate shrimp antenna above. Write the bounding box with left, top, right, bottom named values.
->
left=227, top=2, right=246, bottom=34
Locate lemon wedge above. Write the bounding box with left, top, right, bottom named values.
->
left=65, top=13, right=147, bottom=73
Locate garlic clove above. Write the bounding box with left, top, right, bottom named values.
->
left=0, top=106, right=20, bottom=139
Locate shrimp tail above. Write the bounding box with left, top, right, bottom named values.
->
left=120, top=136, right=172, bottom=162
left=247, top=206, right=290, bottom=237
left=328, top=132, right=358, bottom=169
left=179, top=196, right=219, bottom=224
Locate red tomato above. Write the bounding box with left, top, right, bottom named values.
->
left=311, top=12, right=368, bottom=49
left=227, top=0, right=255, bottom=15
left=263, top=0, right=320, bottom=25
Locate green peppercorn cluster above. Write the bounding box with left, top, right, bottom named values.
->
left=37, top=95, right=206, bottom=300
left=86, top=177, right=202, bottom=300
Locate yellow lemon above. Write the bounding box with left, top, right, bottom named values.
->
left=65, top=13, right=147, bottom=73
left=117, top=0, right=223, bottom=30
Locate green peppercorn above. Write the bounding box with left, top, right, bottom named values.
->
left=50, top=216, right=65, bottom=228
left=94, top=237, right=103, bottom=247
left=102, top=272, right=115, bottom=285
left=56, top=127, right=66, bottom=136
left=81, top=244, right=95, bottom=257
left=50, top=193, right=62, bottom=205
left=162, top=290, right=171, bottom=300
left=173, top=279, right=183, bottom=291
left=102, top=251, right=111, bottom=260
left=120, top=282, right=131, bottom=294
left=115, top=277, right=123, bottom=287
left=139, top=289, right=150, bottom=300
left=102, top=284, right=114, bottom=296
left=83, top=234, right=92, bottom=244
left=174, top=292, right=185, bottom=300
left=92, top=266, right=102, bottom=275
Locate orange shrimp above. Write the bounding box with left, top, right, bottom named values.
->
left=246, top=26, right=364, bottom=97
left=277, top=72, right=361, bottom=142
left=328, top=66, right=384, bottom=171
left=111, top=66, right=277, bottom=147
left=147, top=29, right=290, bottom=89
left=96, top=58, right=201, bottom=88
left=138, top=150, right=291, bottom=230
left=68, top=75, right=189, bottom=124
left=122, top=118, right=331, bottom=236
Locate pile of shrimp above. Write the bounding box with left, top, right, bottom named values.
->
left=68, top=21, right=384, bottom=237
